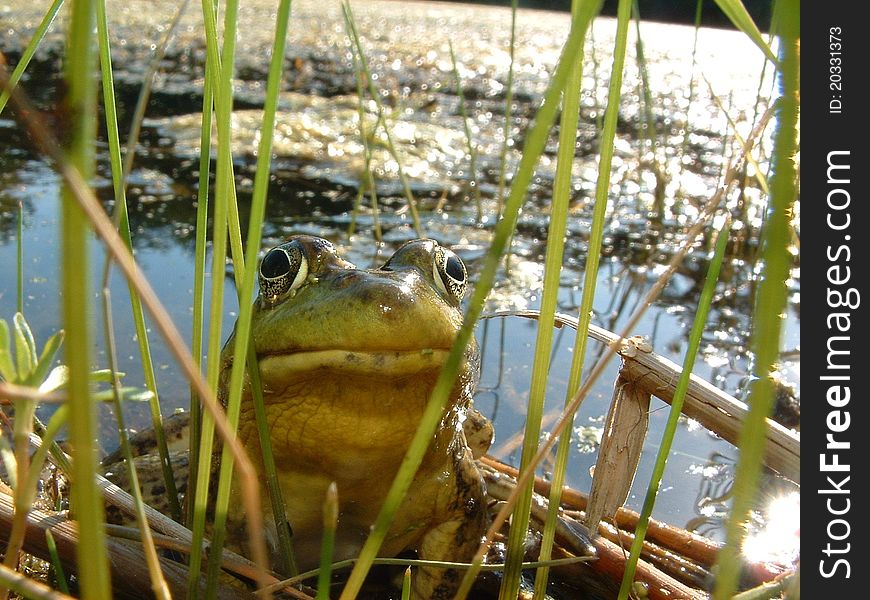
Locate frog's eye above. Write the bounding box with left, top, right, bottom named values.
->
left=433, top=246, right=467, bottom=302
left=258, top=241, right=308, bottom=303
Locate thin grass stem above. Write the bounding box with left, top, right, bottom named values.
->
left=59, top=0, right=111, bottom=594
left=342, top=1, right=423, bottom=237
left=712, top=2, right=799, bottom=596
left=120, top=0, right=191, bottom=185
left=95, top=0, right=182, bottom=521
left=205, top=0, right=298, bottom=589
left=316, top=482, right=338, bottom=600
left=348, top=48, right=382, bottom=241
left=617, top=217, right=732, bottom=599
left=0, top=0, right=64, bottom=116
left=100, top=288, right=171, bottom=600
left=187, top=0, right=241, bottom=591
left=44, top=530, right=70, bottom=595
left=531, top=0, right=603, bottom=595
left=339, top=4, right=595, bottom=597
left=186, top=0, right=218, bottom=531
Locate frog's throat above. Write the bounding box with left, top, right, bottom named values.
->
left=257, top=348, right=452, bottom=378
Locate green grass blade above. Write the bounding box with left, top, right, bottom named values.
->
left=532, top=0, right=603, bottom=595
left=187, top=0, right=237, bottom=591
left=16, top=202, right=23, bottom=315
left=712, top=0, right=777, bottom=63
left=95, top=0, right=182, bottom=520
left=186, top=0, right=217, bottom=529
left=676, top=0, right=705, bottom=200
left=60, top=0, right=111, bottom=593
left=205, top=0, right=297, bottom=589
left=340, top=3, right=596, bottom=596
left=349, top=48, right=382, bottom=241
left=121, top=0, right=190, bottom=184
left=100, top=289, right=171, bottom=599
left=502, top=0, right=602, bottom=594
left=12, top=313, right=37, bottom=382
left=316, top=482, right=338, bottom=600
left=28, top=330, right=64, bottom=387
left=0, top=0, right=65, bottom=116
left=22, top=406, right=68, bottom=523
left=712, top=1, right=799, bottom=596
left=45, top=530, right=70, bottom=595
left=617, top=217, right=732, bottom=599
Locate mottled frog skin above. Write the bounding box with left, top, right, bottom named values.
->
left=109, top=236, right=493, bottom=599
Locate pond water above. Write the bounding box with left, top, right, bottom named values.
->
left=0, top=0, right=799, bottom=574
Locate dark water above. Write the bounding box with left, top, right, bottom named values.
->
left=0, top=0, right=798, bottom=568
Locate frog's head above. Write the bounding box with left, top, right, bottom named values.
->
left=223, top=236, right=478, bottom=428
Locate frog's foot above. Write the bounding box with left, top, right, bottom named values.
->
left=412, top=451, right=488, bottom=599
left=101, top=411, right=192, bottom=467
left=102, top=451, right=189, bottom=525
left=462, top=407, right=493, bottom=460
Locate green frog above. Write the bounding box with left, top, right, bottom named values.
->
left=108, top=236, right=493, bottom=599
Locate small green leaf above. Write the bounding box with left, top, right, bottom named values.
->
left=39, top=366, right=70, bottom=394
left=712, top=0, right=777, bottom=64
left=13, top=313, right=37, bottom=381
left=0, top=319, right=15, bottom=381
left=30, top=330, right=65, bottom=387
left=91, top=387, right=154, bottom=403
left=89, top=368, right=124, bottom=384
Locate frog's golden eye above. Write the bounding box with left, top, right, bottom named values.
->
left=433, top=246, right=467, bottom=302
left=258, top=241, right=308, bottom=303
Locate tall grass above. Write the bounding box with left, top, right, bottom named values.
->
left=502, top=0, right=604, bottom=596
left=617, top=216, right=732, bottom=599
left=60, top=0, right=111, bottom=596
left=713, top=0, right=798, bottom=596
left=340, top=1, right=602, bottom=594
left=95, top=0, right=182, bottom=523
left=205, top=0, right=297, bottom=590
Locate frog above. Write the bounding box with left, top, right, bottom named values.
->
left=107, top=235, right=493, bottom=599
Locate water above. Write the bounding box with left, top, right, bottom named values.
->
left=0, top=0, right=799, bottom=575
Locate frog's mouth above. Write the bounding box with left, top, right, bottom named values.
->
left=257, top=348, right=453, bottom=381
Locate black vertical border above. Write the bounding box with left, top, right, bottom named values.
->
left=803, top=2, right=865, bottom=596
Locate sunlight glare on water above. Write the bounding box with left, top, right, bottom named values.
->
left=742, top=491, right=800, bottom=565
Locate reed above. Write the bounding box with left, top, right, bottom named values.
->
left=617, top=216, right=732, bottom=599
left=205, top=0, right=298, bottom=589
left=0, top=0, right=64, bottom=116
left=713, top=0, right=799, bottom=596
left=496, top=0, right=518, bottom=213
left=185, top=0, right=244, bottom=590
left=95, top=0, right=181, bottom=522
left=532, top=0, right=604, bottom=595
left=342, top=0, right=423, bottom=237
left=58, top=0, right=112, bottom=596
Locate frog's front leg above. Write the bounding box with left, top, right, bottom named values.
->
left=413, top=448, right=488, bottom=600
